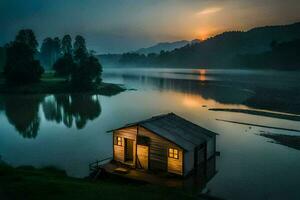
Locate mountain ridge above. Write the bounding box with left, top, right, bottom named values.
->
left=118, top=21, right=300, bottom=69
left=135, top=39, right=201, bottom=54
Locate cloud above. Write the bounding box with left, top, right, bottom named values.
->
left=197, top=7, right=223, bottom=15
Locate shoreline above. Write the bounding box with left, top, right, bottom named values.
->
left=0, top=80, right=126, bottom=96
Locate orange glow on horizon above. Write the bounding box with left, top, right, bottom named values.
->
left=192, top=28, right=222, bottom=41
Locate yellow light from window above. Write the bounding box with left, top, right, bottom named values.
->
left=174, top=149, right=178, bottom=159
left=169, top=148, right=179, bottom=159
left=169, top=148, right=174, bottom=158
left=117, top=137, right=122, bottom=146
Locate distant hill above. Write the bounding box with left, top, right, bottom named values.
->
left=97, top=40, right=201, bottom=67
left=135, top=40, right=192, bottom=54
left=119, top=22, right=300, bottom=69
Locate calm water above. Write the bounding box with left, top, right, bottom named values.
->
left=1, top=68, right=300, bottom=200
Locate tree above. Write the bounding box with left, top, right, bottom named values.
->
left=74, top=35, right=88, bottom=62
left=40, top=37, right=54, bottom=68
left=40, top=37, right=62, bottom=70
left=15, top=29, right=38, bottom=53
left=72, top=35, right=102, bottom=87
left=53, top=54, right=76, bottom=79
left=4, top=29, right=44, bottom=84
left=52, top=34, right=102, bottom=86
left=0, top=47, right=6, bottom=72
left=53, top=37, right=62, bottom=61
left=62, top=35, right=72, bottom=55
left=71, top=55, right=102, bottom=87
left=53, top=35, right=74, bottom=79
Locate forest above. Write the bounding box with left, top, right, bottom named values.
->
left=117, top=22, right=300, bottom=70
left=1, top=29, right=102, bottom=87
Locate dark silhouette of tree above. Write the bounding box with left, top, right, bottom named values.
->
left=53, top=54, right=76, bottom=79
left=4, top=95, right=44, bottom=138
left=0, top=47, right=5, bottom=72
left=236, top=39, right=300, bottom=70
left=42, top=94, right=101, bottom=129
left=51, top=34, right=102, bottom=85
left=53, top=37, right=62, bottom=61
left=74, top=35, right=88, bottom=62
left=15, top=29, right=38, bottom=53
left=72, top=55, right=102, bottom=86
left=71, top=35, right=102, bottom=86
left=4, top=29, right=44, bottom=84
left=62, top=35, right=73, bottom=55
left=40, top=37, right=62, bottom=70
left=40, top=37, right=54, bottom=68
left=53, top=35, right=74, bottom=78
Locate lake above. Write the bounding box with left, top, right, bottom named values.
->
left=1, top=68, right=300, bottom=200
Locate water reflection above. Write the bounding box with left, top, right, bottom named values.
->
left=104, top=69, right=300, bottom=114
left=0, top=94, right=102, bottom=138
left=197, top=69, right=207, bottom=81
left=42, top=95, right=102, bottom=129
left=105, top=73, right=253, bottom=105
left=3, top=95, right=44, bottom=138
left=183, top=156, right=217, bottom=193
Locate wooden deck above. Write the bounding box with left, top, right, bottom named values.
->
left=102, top=162, right=185, bottom=187
left=92, top=156, right=217, bottom=191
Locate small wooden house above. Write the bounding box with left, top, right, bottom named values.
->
left=109, top=113, right=217, bottom=177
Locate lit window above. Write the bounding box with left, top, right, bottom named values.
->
left=115, top=136, right=122, bottom=146
left=168, top=148, right=179, bottom=159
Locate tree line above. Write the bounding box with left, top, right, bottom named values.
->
left=3, top=29, right=102, bottom=87
left=235, top=39, right=300, bottom=70
left=119, top=39, right=300, bottom=70
left=118, top=22, right=300, bottom=70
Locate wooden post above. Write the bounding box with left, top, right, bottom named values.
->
left=135, top=125, right=139, bottom=168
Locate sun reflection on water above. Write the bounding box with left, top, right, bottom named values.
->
left=198, top=69, right=207, bottom=81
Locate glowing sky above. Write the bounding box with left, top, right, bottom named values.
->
left=1, top=0, right=300, bottom=53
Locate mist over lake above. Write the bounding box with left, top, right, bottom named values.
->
left=1, top=68, right=300, bottom=200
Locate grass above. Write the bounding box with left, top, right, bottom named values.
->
left=0, top=164, right=195, bottom=200
left=0, top=73, right=125, bottom=96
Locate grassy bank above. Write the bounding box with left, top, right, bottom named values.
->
left=0, top=73, right=125, bottom=96
left=0, top=164, right=195, bottom=200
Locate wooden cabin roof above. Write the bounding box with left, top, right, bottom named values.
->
left=109, top=113, right=217, bottom=151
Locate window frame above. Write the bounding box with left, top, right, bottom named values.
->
left=114, top=136, right=123, bottom=146
left=168, top=148, right=179, bottom=159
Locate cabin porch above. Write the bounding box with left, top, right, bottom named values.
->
left=90, top=156, right=217, bottom=190
left=102, top=161, right=184, bottom=187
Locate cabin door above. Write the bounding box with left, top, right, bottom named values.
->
left=125, top=139, right=134, bottom=162
left=137, top=145, right=149, bottom=170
